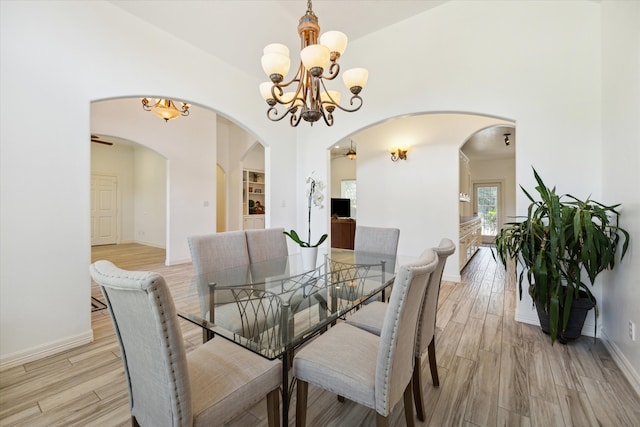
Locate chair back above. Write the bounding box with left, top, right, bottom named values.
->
left=374, top=249, right=438, bottom=415
left=90, top=260, right=193, bottom=426
left=354, top=226, right=400, bottom=256
left=416, top=238, right=456, bottom=356
left=188, top=231, right=251, bottom=306
left=245, top=227, right=288, bottom=263
left=188, top=231, right=250, bottom=273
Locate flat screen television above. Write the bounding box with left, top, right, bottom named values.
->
left=331, top=198, right=351, bottom=218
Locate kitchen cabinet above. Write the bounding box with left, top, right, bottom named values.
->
left=459, top=216, right=481, bottom=270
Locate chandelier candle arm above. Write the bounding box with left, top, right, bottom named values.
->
left=258, top=0, right=368, bottom=127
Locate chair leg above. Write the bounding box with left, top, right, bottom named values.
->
left=202, top=329, right=214, bottom=343
left=375, top=412, right=389, bottom=427
left=428, top=336, right=440, bottom=387
left=404, top=380, right=415, bottom=427
left=412, top=355, right=426, bottom=422
left=266, top=388, right=280, bottom=427
left=296, top=380, right=308, bottom=427
left=131, top=415, right=140, bottom=427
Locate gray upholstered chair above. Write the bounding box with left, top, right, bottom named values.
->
left=90, top=260, right=281, bottom=427
left=187, top=231, right=252, bottom=342
left=345, top=238, right=456, bottom=421
left=353, top=225, right=400, bottom=262
left=245, top=227, right=288, bottom=263
left=293, top=249, right=438, bottom=427
left=352, top=226, right=400, bottom=303
left=188, top=231, right=251, bottom=273
left=245, top=228, right=289, bottom=282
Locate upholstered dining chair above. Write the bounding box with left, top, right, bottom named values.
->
left=293, top=249, right=439, bottom=427
left=345, top=238, right=456, bottom=421
left=90, top=260, right=281, bottom=427
left=354, top=225, right=400, bottom=261
left=245, top=228, right=289, bottom=282
left=188, top=231, right=252, bottom=342
left=245, top=227, right=288, bottom=263
left=353, top=226, right=400, bottom=303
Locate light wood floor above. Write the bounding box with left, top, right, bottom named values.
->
left=1, top=243, right=639, bottom=426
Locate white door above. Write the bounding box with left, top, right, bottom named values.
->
left=473, top=182, right=502, bottom=244
left=91, top=175, right=118, bottom=246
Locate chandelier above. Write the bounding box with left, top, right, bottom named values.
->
left=141, top=98, right=190, bottom=122
left=259, top=0, right=368, bottom=127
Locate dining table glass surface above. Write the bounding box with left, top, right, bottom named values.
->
left=177, top=248, right=397, bottom=360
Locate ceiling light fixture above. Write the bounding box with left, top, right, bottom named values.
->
left=504, top=133, right=511, bottom=146
left=259, top=0, right=368, bottom=127
left=346, top=140, right=357, bottom=160
left=141, top=98, right=190, bottom=122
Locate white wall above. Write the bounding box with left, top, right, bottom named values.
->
left=330, top=156, right=356, bottom=199
left=217, top=118, right=259, bottom=232
left=600, top=0, right=640, bottom=392
left=133, top=149, right=167, bottom=248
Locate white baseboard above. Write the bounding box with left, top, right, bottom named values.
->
left=0, top=330, right=93, bottom=371
left=600, top=331, right=640, bottom=398
left=443, top=273, right=462, bottom=283
left=133, top=240, right=166, bottom=249
left=166, top=257, right=192, bottom=266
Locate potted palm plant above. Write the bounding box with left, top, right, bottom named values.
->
left=284, top=173, right=328, bottom=268
left=494, top=168, right=629, bottom=343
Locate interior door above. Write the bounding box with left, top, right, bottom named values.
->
left=473, top=182, right=501, bottom=244
left=91, top=175, right=118, bottom=246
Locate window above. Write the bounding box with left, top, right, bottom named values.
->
left=474, top=183, right=501, bottom=243
left=341, top=180, right=357, bottom=219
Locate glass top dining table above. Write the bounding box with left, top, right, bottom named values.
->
left=176, top=248, right=398, bottom=426
left=177, top=248, right=397, bottom=360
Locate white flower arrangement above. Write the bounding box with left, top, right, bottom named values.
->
left=284, top=172, right=329, bottom=247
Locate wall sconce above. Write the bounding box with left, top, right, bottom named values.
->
left=504, top=133, right=511, bottom=146
left=389, top=146, right=408, bottom=162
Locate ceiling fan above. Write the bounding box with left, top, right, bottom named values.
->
left=332, top=140, right=357, bottom=160
left=91, top=134, right=113, bottom=146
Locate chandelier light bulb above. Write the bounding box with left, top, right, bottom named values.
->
left=259, top=82, right=275, bottom=102
left=261, top=52, right=291, bottom=83
left=320, top=31, right=348, bottom=59
left=300, top=44, right=330, bottom=76
left=263, top=43, right=290, bottom=57
left=320, top=90, right=341, bottom=112
left=343, top=68, right=369, bottom=94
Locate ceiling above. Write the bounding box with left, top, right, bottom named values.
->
left=109, top=0, right=447, bottom=81
left=104, top=1, right=513, bottom=160
left=462, top=126, right=515, bottom=160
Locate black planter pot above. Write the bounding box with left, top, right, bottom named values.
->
left=535, top=292, right=595, bottom=344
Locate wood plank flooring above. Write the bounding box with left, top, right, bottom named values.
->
left=1, top=243, right=639, bottom=426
